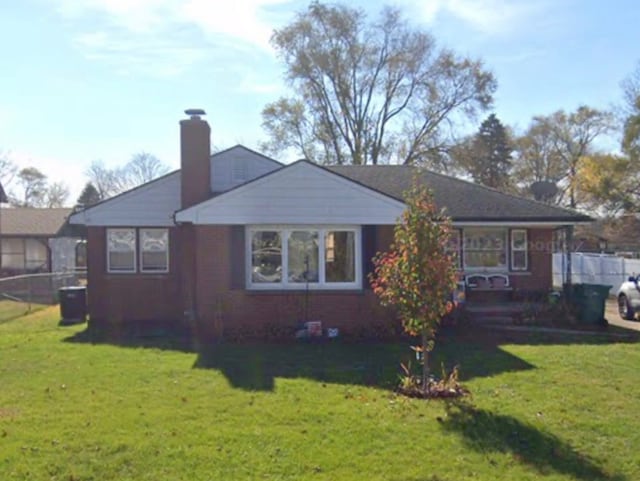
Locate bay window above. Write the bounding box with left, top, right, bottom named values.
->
left=247, top=226, right=360, bottom=289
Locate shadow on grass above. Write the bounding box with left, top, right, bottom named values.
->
left=64, top=324, right=534, bottom=391
left=441, top=400, right=626, bottom=481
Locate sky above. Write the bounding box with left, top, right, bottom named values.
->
left=1, top=0, right=638, bottom=203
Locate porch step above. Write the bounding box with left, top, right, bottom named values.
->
left=474, top=315, right=514, bottom=324
left=464, top=302, right=536, bottom=324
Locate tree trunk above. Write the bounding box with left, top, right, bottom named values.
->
left=422, top=328, right=430, bottom=394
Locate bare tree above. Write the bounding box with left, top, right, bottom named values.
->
left=261, top=3, right=496, bottom=167
left=85, top=153, right=170, bottom=201
left=123, top=152, right=170, bottom=186
left=45, top=182, right=70, bottom=208
left=0, top=151, right=17, bottom=191
left=85, top=160, right=128, bottom=200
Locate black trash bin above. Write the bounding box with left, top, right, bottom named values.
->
left=59, top=286, right=87, bottom=325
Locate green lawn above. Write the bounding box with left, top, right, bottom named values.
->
left=0, top=299, right=46, bottom=323
left=1, top=307, right=640, bottom=480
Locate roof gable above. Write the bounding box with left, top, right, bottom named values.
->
left=69, top=171, right=181, bottom=226
left=176, top=160, right=406, bottom=225
left=211, top=145, right=282, bottom=194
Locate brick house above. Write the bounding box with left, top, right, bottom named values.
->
left=69, top=110, right=591, bottom=339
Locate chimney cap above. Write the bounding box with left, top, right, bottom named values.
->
left=185, top=108, right=206, bottom=119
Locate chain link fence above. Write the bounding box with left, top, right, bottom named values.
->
left=0, top=271, right=87, bottom=323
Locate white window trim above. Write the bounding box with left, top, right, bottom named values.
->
left=462, top=227, right=508, bottom=272
left=106, top=228, right=137, bottom=274
left=246, top=225, right=362, bottom=290
left=140, top=228, right=170, bottom=274
left=510, top=229, right=528, bottom=271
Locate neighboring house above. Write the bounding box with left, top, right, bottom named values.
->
left=0, top=207, right=85, bottom=276
left=69, top=110, right=591, bottom=338
left=574, top=217, right=640, bottom=257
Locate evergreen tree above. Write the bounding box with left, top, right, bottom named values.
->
left=469, top=114, right=513, bottom=189
left=76, top=182, right=101, bottom=207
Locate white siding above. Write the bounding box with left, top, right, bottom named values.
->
left=69, top=172, right=180, bottom=226
left=177, top=161, right=406, bottom=225
left=211, top=145, right=282, bottom=193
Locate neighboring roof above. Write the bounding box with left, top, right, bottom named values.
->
left=327, top=165, right=592, bottom=223
left=0, top=207, right=73, bottom=236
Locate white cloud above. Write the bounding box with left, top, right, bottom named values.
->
left=52, top=0, right=295, bottom=77
left=405, top=0, right=551, bottom=35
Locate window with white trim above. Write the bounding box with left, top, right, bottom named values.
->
left=140, top=228, right=169, bottom=272
left=107, top=228, right=136, bottom=272
left=511, top=229, right=528, bottom=271
left=463, top=228, right=507, bottom=270
left=248, top=226, right=361, bottom=289
left=106, top=228, right=169, bottom=273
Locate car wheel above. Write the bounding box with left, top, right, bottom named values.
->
left=618, top=294, right=635, bottom=320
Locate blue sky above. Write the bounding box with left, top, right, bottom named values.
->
left=1, top=0, right=638, bottom=202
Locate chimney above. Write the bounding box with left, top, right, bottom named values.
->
left=180, top=109, right=211, bottom=209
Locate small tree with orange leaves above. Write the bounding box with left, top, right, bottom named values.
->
left=370, top=180, right=458, bottom=394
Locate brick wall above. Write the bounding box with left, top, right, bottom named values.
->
left=86, top=226, right=182, bottom=326
left=509, top=228, right=553, bottom=291
left=192, top=225, right=398, bottom=340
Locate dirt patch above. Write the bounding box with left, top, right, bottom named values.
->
left=0, top=407, right=20, bottom=419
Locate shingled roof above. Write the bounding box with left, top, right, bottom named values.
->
left=0, top=207, right=73, bottom=236
left=326, top=165, right=592, bottom=223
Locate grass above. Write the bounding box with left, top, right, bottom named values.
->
left=0, top=299, right=47, bottom=323
left=1, top=307, right=640, bottom=480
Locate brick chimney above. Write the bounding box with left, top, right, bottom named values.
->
left=180, top=109, right=211, bottom=209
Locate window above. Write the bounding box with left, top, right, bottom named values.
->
left=463, top=228, right=507, bottom=270
left=511, top=229, right=528, bottom=271
left=140, top=229, right=169, bottom=272
left=251, top=231, right=282, bottom=283
left=106, top=228, right=169, bottom=274
left=247, top=226, right=360, bottom=289
left=75, top=241, right=87, bottom=270
left=325, top=231, right=356, bottom=282
left=107, top=228, right=136, bottom=272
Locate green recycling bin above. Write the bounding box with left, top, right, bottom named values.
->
left=573, top=283, right=612, bottom=324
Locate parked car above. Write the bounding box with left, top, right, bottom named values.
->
left=617, top=276, right=640, bottom=320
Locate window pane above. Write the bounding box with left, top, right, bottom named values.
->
left=252, top=231, right=282, bottom=283
left=512, top=231, right=527, bottom=250
left=288, top=231, right=319, bottom=283
left=463, top=229, right=507, bottom=269
left=109, top=251, right=135, bottom=271
left=464, top=251, right=507, bottom=268
left=140, top=229, right=168, bottom=272
left=512, top=251, right=527, bottom=270
left=75, top=242, right=87, bottom=269
left=325, top=231, right=355, bottom=282
left=107, top=229, right=135, bottom=272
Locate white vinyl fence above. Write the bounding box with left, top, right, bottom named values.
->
left=553, top=252, right=640, bottom=295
